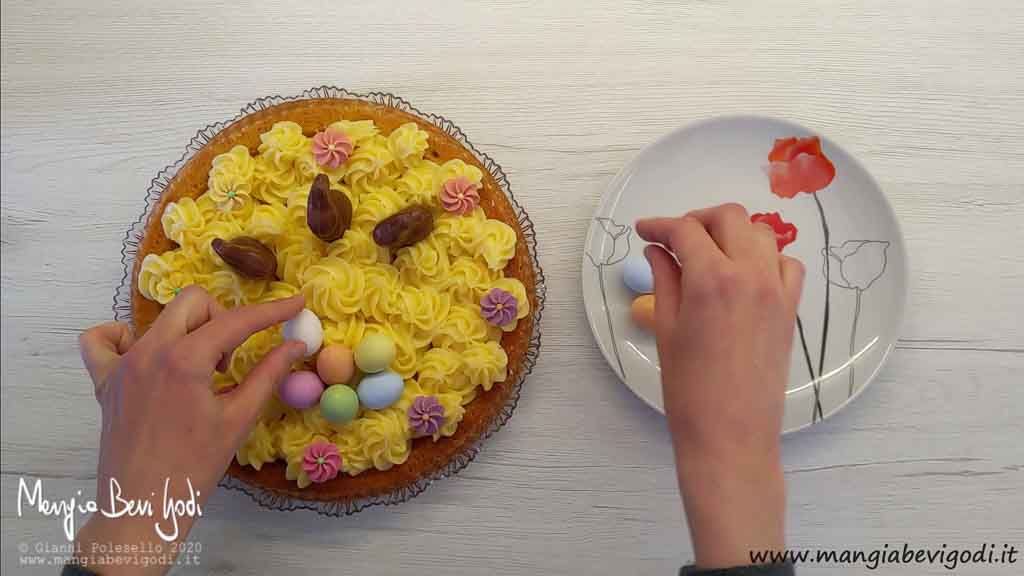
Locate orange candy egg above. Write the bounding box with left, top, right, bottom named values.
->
left=316, top=344, right=355, bottom=385
left=630, top=294, right=656, bottom=332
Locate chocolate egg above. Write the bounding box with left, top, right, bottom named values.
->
left=279, top=371, right=325, bottom=409
left=357, top=371, right=404, bottom=410
left=631, top=294, right=656, bottom=332
left=622, top=254, right=654, bottom=293
left=319, top=384, right=360, bottom=424
left=354, top=333, right=396, bottom=374
left=317, top=344, right=355, bottom=385
left=282, top=308, right=323, bottom=357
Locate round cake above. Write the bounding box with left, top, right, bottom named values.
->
left=129, top=96, right=539, bottom=503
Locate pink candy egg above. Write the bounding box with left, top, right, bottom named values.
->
left=279, top=371, right=325, bottom=409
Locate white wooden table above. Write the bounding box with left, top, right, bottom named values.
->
left=2, top=1, right=1022, bottom=574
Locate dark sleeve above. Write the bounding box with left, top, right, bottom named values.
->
left=680, top=563, right=794, bottom=576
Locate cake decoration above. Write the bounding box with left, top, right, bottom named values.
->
left=306, top=173, right=352, bottom=242
left=480, top=288, right=518, bottom=327
left=372, top=205, right=435, bottom=249
left=357, top=371, right=404, bottom=410
left=279, top=371, right=325, bottom=410
left=316, top=344, right=355, bottom=384
left=302, top=440, right=342, bottom=484
left=631, top=294, right=656, bottom=332
left=354, top=332, right=396, bottom=373
left=440, top=176, right=480, bottom=216
left=408, top=396, right=445, bottom=438
left=311, top=129, right=353, bottom=169
left=139, top=116, right=526, bottom=486
left=282, top=308, right=324, bottom=357
left=211, top=236, right=277, bottom=279
left=622, top=254, right=654, bottom=294
left=319, top=384, right=360, bottom=425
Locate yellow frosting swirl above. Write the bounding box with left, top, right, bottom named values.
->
left=255, top=122, right=317, bottom=204
left=327, top=228, right=388, bottom=267
left=432, top=303, right=492, bottom=350
left=259, top=280, right=300, bottom=303
left=433, top=207, right=487, bottom=257
left=195, top=219, right=245, bottom=264
left=352, top=184, right=404, bottom=233
left=211, top=371, right=236, bottom=394
left=345, top=134, right=395, bottom=184
left=161, top=198, right=206, bottom=249
left=445, top=256, right=500, bottom=304
left=208, top=145, right=257, bottom=211
left=137, top=251, right=198, bottom=304
left=202, top=269, right=267, bottom=308
left=356, top=409, right=410, bottom=471
left=397, top=381, right=464, bottom=441
left=328, top=119, right=379, bottom=146
left=479, top=220, right=518, bottom=270
left=236, top=420, right=278, bottom=471
left=388, top=122, right=429, bottom=168
left=333, top=425, right=373, bottom=476
left=246, top=202, right=289, bottom=246
left=395, top=159, right=439, bottom=206
left=460, top=341, right=509, bottom=402
left=359, top=263, right=401, bottom=322
left=301, top=257, right=366, bottom=320
left=323, top=315, right=367, bottom=349
left=415, top=348, right=467, bottom=396
left=394, top=285, right=451, bottom=347
left=394, top=236, right=450, bottom=288
left=276, top=229, right=325, bottom=286
left=277, top=413, right=316, bottom=463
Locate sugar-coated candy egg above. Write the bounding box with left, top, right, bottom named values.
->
left=282, top=308, right=323, bottom=357
left=279, top=371, right=325, bottom=409
left=357, top=371, right=404, bottom=410
left=319, top=384, right=360, bottom=424
left=354, top=333, right=396, bottom=373
left=622, top=254, right=654, bottom=294
left=317, top=344, right=355, bottom=384
left=631, top=294, right=656, bottom=332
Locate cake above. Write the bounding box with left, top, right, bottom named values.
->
left=130, top=97, right=539, bottom=502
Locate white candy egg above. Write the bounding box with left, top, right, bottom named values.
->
left=282, top=308, right=323, bottom=357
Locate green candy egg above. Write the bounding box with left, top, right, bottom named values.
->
left=354, top=333, right=396, bottom=373
left=319, top=384, right=360, bottom=425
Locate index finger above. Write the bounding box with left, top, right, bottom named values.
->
left=185, top=295, right=306, bottom=367
left=635, top=215, right=723, bottom=267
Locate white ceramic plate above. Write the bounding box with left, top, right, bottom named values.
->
left=582, top=115, right=907, bottom=433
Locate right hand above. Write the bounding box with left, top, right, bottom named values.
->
left=636, top=203, right=804, bottom=569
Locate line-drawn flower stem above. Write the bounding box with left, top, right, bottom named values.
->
left=586, top=217, right=633, bottom=381
left=812, top=192, right=831, bottom=380
left=848, top=289, right=863, bottom=397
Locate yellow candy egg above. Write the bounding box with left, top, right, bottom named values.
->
left=631, top=294, right=656, bottom=332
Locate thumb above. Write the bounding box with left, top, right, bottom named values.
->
left=223, top=340, right=307, bottom=436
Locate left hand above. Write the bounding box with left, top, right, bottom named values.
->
left=74, top=287, right=306, bottom=574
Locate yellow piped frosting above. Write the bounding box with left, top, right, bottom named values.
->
left=141, top=118, right=524, bottom=485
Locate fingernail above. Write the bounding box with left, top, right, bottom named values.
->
left=643, top=245, right=653, bottom=262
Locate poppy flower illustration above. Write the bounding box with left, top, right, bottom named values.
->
left=767, top=137, right=836, bottom=198
left=750, top=212, right=798, bottom=251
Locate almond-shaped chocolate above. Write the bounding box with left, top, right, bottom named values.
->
left=211, top=236, right=277, bottom=279
left=372, top=205, right=434, bottom=249
left=307, top=173, right=352, bottom=242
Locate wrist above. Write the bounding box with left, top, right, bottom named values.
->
left=74, top=514, right=181, bottom=575
left=674, top=442, right=786, bottom=569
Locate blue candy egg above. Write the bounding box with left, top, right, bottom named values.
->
left=622, top=254, right=654, bottom=294
left=357, top=370, right=404, bottom=410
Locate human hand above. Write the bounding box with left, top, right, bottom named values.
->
left=636, top=203, right=804, bottom=569
left=74, top=287, right=306, bottom=574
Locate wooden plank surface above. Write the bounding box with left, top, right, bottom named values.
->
left=2, top=1, right=1022, bottom=574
